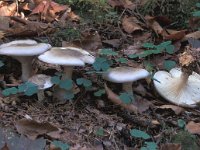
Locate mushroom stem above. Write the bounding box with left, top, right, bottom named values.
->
left=122, top=82, right=133, bottom=95
left=13, top=56, right=34, bottom=82
left=62, top=66, right=73, bottom=80
left=37, top=90, right=45, bottom=101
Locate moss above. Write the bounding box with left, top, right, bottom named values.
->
left=140, top=0, right=199, bottom=28
left=171, top=130, right=199, bottom=150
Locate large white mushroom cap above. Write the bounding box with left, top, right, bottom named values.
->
left=0, top=39, right=38, bottom=49
left=38, top=47, right=95, bottom=66
left=0, top=41, right=51, bottom=56
left=103, top=66, right=150, bottom=83
left=153, top=68, right=200, bottom=108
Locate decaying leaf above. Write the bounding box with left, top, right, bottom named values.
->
left=122, top=16, right=143, bottom=34
left=182, top=31, right=200, bottom=41
left=31, top=0, right=69, bottom=21
left=164, top=30, right=186, bottom=41
left=145, top=16, right=164, bottom=35
left=15, top=118, right=59, bottom=140
left=158, top=105, right=184, bottom=115
left=179, top=51, right=195, bottom=67
left=102, top=39, right=121, bottom=48
left=160, top=143, right=181, bottom=150
left=108, top=0, right=136, bottom=9
left=0, top=31, right=5, bottom=39
left=62, top=31, right=102, bottom=52
left=104, top=83, right=138, bottom=113
left=0, top=3, right=16, bottom=16
left=186, top=121, right=200, bottom=135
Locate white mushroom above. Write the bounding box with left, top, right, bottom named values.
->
left=103, top=66, right=150, bottom=95
left=28, top=74, right=53, bottom=101
left=153, top=67, right=200, bottom=108
left=0, top=40, right=51, bottom=82
left=38, top=47, right=95, bottom=100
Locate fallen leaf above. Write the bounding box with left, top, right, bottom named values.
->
left=160, top=143, right=181, bottom=150
left=62, top=31, right=102, bottom=52
left=158, top=105, right=184, bottom=115
left=0, top=143, right=9, bottom=150
left=132, top=96, right=152, bottom=113
left=102, top=39, right=121, bottom=48
left=122, top=16, right=143, bottom=34
left=0, top=3, right=16, bottom=16
left=104, top=83, right=138, bottom=113
left=182, top=31, right=200, bottom=41
left=145, top=15, right=164, bottom=35
left=0, top=16, right=10, bottom=30
left=15, top=118, right=59, bottom=140
left=186, top=121, right=200, bottom=135
left=164, top=30, right=186, bottom=41
left=108, top=0, right=136, bottom=9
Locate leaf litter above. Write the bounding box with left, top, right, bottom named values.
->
left=0, top=0, right=200, bottom=150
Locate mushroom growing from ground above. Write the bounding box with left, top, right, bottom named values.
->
left=103, top=66, right=150, bottom=95
left=38, top=47, right=95, bottom=100
left=28, top=74, right=53, bottom=101
left=0, top=40, right=51, bottom=82
left=153, top=67, right=200, bottom=108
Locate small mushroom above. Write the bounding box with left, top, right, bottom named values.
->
left=103, top=66, right=150, bottom=95
left=153, top=67, right=200, bottom=108
left=28, top=74, right=53, bottom=101
left=38, top=47, right=95, bottom=100
left=0, top=40, right=51, bottom=82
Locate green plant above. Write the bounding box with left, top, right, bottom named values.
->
left=129, top=41, right=175, bottom=59
left=119, top=92, right=134, bottom=104
left=2, top=82, right=38, bottom=96
left=52, top=140, right=70, bottom=150
left=130, top=129, right=157, bottom=150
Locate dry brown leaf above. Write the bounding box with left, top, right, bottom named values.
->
left=122, top=16, right=143, bottom=34
left=164, top=30, right=186, bottom=41
left=15, top=118, right=59, bottom=140
left=145, top=15, right=164, bottom=35
left=0, top=16, right=10, bottom=30
left=102, top=39, right=121, bottom=48
left=0, top=143, right=9, bottom=150
left=108, top=0, right=136, bottom=9
left=104, top=83, right=138, bottom=113
left=132, top=96, right=151, bottom=113
left=186, top=121, right=200, bottom=135
left=0, top=3, right=16, bottom=16
left=158, top=105, right=184, bottom=115
left=0, top=31, right=5, bottom=39
left=182, top=31, right=200, bottom=41
left=62, top=31, right=102, bottom=52
left=160, top=143, right=181, bottom=150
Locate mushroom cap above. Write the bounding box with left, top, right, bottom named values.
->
left=153, top=68, right=200, bottom=108
left=0, top=39, right=38, bottom=49
left=0, top=43, right=51, bottom=56
left=28, top=74, right=53, bottom=89
left=38, top=47, right=95, bottom=66
left=103, top=67, right=150, bottom=83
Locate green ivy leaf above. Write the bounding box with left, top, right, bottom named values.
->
left=193, top=11, right=200, bottom=17
left=93, top=57, right=110, bottom=71
left=165, top=45, right=175, bottom=54
left=76, top=78, right=92, bottom=87
left=116, top=58, right=128, bottom=64
left=0, top=60, right=4, bottom=67
left=94, top=89, right=106, bottom=97
left=51, top=76, right=61, bottom=84
left=24, top=82, right=38, bottom=96
left=59, top=79, right=73, bottom=90
left=119, top=92, right=134, bottom=104
left=158, top=41, right=171, bottom=49
left=96, top=127, right=104, bottom=136
left=99, top=48, right=118, bottom=56
left=141, top=142, right=157, bottom=150
left=142, top=43, right=156, bottom=48
left=163, top=60, right=176, bottom=71
left=52, top=140, right=70, bottom=150
left=178, top=119, right=186, bottom=128
left=2, top=87, right=18, bottom=96
left=130, top=129, right=150, bottom=140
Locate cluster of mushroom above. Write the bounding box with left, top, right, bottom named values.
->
left=1, top=39, right=200, bottom=108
